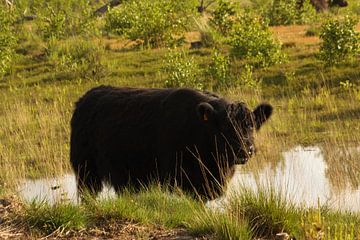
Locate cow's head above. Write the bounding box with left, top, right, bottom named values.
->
left=331, top=0, right=348, bottom=7
left=197, top=101, right=272, bottom=165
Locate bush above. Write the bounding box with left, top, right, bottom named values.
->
left=266, top=0, right=316, bottom=26
left=46, top=38, right=107, bottom=81
left=237, top=64, right=262, bottom=90
left=163, top=50, right=203, bottom=89
left=228, top=13, right=285, bottom=68
left=105, top=0, right=196, bottom=48
left=0, top=7, right=17, bottom=78
left=36, top=0, right=98, bottom=40
left=210, top=0, right=236, bottom=36
left=319, top=16, right=360, bottom=66
left=208, top=50, right=233, bottom=90
left=194, top=18, right=222, bottom=48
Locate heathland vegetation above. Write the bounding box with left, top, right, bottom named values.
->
left=1, top=0, right=360, bottom=239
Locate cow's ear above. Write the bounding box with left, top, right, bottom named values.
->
left=197, top=102, right=214, bottom=122
left=253, top=103, right=273, bottom=130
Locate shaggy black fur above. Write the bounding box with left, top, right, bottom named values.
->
left=70, top=86, right=272, bottom=199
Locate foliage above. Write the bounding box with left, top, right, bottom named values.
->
left=297, top=0, right=317, bottom=24
left=105, top=0, right=196, bottom=48
left=266, top=0, right=317, bottom=26
left=163, top=50, right=203, bottom=89
left=228, top=12, right=285, bottom=68
left=238, top=64, right=262, bottom=90
left=194, top=18, right=222, bottom=48
left=210, top=0, right=236, bottom=36
left=319, top=16, right=360, bottom=66
left=37, top=6, right=66, bottom=40
left=46, top=38, right=107, bottom=81
left=36, top=0, right=98, bottom=40
left=208, top=50, right=233, bottom=90
left=24, top=201, right=87, bottom=234
left=0, top=7, right=17, bottom=78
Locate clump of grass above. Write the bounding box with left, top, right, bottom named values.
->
left=301, top=202, right=360, bottom=239
left=189, top=207, right=253, bottom=239
left=228, top=186, right=303, bottom=239
left=87, top=185, right=204, bottom=228
left=23, top=201, right=87, bottom=235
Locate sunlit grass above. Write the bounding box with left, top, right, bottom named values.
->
left=0, top=11, right=360, bottom=239
left=17, top=181, right=360, bottom=239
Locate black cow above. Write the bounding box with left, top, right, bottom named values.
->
left=297, top=0, right=348, bottom=11
left=70, top=86, right=273, bottom=199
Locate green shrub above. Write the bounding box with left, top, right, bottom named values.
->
left=163, top=50, right=203, bottom=89
left=267, top=0, right=298, bottom=25
left=0, top=7, right=17, bottom=78
left=208, top=50, right=233, bottom=90
left=228, top=13, right=285, bottom=68
left=46, top=38, right=107, bottom=81
left=210, top=0, right=236, bottom=36
left=194, top=18, right=221, bottom=48
left=105, top=0, right=196, bottom=48
left=38, top=6, right=66, bottom=40
left=266, top=0, right=316, bottom=26
left=237, top=64, right=262, bottom=90
left=36, top=0, right=98, bottom=40
left=319, top=16, right=360, bottom=66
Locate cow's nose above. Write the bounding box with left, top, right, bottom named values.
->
left=248, top=145, right=255, bottom=156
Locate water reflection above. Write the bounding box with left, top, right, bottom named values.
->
left=17, top=146, right=360, bottom=211
left=231, top=146, right=360, bottom=211
left=18, top=174, right=115, bottom=205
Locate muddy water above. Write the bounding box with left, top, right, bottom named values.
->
left=17, top=146, right=360, bottom=211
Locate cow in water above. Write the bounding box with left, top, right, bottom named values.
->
left=70, top=86, right=273, bottom=199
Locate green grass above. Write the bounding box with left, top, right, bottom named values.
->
left=1, top=1, right=360, bottom=239
left=20, top=185, right=252, bottom=239
left=18, top=184, right=360, bottom=239
left=229, top=187, right=302, bottom=238
left=24, top=201, right=87, bottom=235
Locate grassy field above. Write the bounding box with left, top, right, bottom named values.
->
left=1, top=0, right=360, bottom=239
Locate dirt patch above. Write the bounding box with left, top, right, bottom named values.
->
left=0, top=197, right=27, bottom=239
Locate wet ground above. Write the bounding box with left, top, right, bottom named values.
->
left=17, top=146, right=360, bottom=211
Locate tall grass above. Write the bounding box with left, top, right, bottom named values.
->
left=0, top=1, right=360, bottom=238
